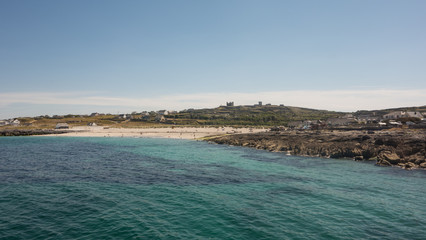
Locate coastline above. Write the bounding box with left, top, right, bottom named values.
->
left=2, top=126, right=425, bottom=169
left=40, top=126, right=267, bottom=140
left=206, top=129, right=426, bottom=170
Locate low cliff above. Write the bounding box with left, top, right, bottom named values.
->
left=208, top=130, right=426, bottom=170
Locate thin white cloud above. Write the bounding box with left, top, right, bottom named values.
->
left=0, top=89, right=425, bottom=117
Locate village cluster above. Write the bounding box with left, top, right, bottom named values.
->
left=287, top=111, right=425, bottom=130
left=1, top=103, right=425, bottom=130
left=0, top=119, right=21, bottom=127
left=112, top=109, right=179, bottom=123
left=0, top=109, right=180, bottom=129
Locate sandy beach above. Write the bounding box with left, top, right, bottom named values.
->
left=47, top=126, right=267, bottom=139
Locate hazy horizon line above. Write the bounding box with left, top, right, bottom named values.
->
left=0, top=89, right=425, bottom=119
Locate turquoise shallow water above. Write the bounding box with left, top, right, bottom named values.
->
left=0, top=137, right=425, bottom=239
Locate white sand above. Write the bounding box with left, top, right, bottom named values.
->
left=48, top=126, right=267, bottom=139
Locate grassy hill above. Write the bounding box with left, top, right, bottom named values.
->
left=6, top=105, right=424, bottom=129
left=165, top=105, right=344, bottom=126
left=2, top=104, right=346, bottom=129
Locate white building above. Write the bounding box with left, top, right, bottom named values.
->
left=0, top=120, right=9, bottom=126
left=10, top=119, right=20, bottom=126
left=406, top=112, right=423, bottom=119
left=383, top=111, right=424, bottom=120
left=157, top=110, right=169, bottom=115
left=383, top=111, right=406, bottom=120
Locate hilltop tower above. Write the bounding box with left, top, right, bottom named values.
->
left=226, top=102, right=234, bottom=107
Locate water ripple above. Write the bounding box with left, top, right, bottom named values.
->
left=0, top=137, right=425, bottom=239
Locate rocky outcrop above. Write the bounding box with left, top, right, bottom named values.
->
left=207, top=129, right=426, bottom=170
left=0, top=129, right=69, bottom=136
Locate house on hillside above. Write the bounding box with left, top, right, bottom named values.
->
left=10, top=119, right=20, bottom=126
left=142, top=115, right=151, bottom=121
left=90, top=112, right=99, bottom=117
left=326, top=118, right=356, bottom=126
left=55, top=123, right=69, bottom=129
left=157, top=110, right=169, bottom=115
left=140, top=112, right=150, bottom=120
left=382, top=111, right=406, bottom=120
left=406, top=112, right=423, bottom=119
left=0, top=120, right=9, bottom=126
left=357, top=115, right=379, bottom=124
left=155, top=115, right=166, bottom=123
left=383, top=111, right=424, bottom=120
left=118, top=114, right=131, bottom=120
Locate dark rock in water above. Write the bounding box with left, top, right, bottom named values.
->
left=362, top=149, right=376, bottom=160
left=0, top=129, right=69, bottom=136
left=207, top=129, right=426, bottom=170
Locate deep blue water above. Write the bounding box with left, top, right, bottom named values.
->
left=0, top=137, right=425, bottom=239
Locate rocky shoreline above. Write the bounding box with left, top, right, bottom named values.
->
left=0, top=129, right=70, bottom=136
left=2, top=128, right=425, bottom=169
left=207, top=129, right=426, bottom=170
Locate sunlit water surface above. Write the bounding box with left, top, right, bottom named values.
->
left=1, top=137, right=425, bottom=239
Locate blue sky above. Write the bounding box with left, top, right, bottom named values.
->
left=1, top=0, right=425, bottom=118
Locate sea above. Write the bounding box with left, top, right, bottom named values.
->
left=0, top=137, right=425, bottom=240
